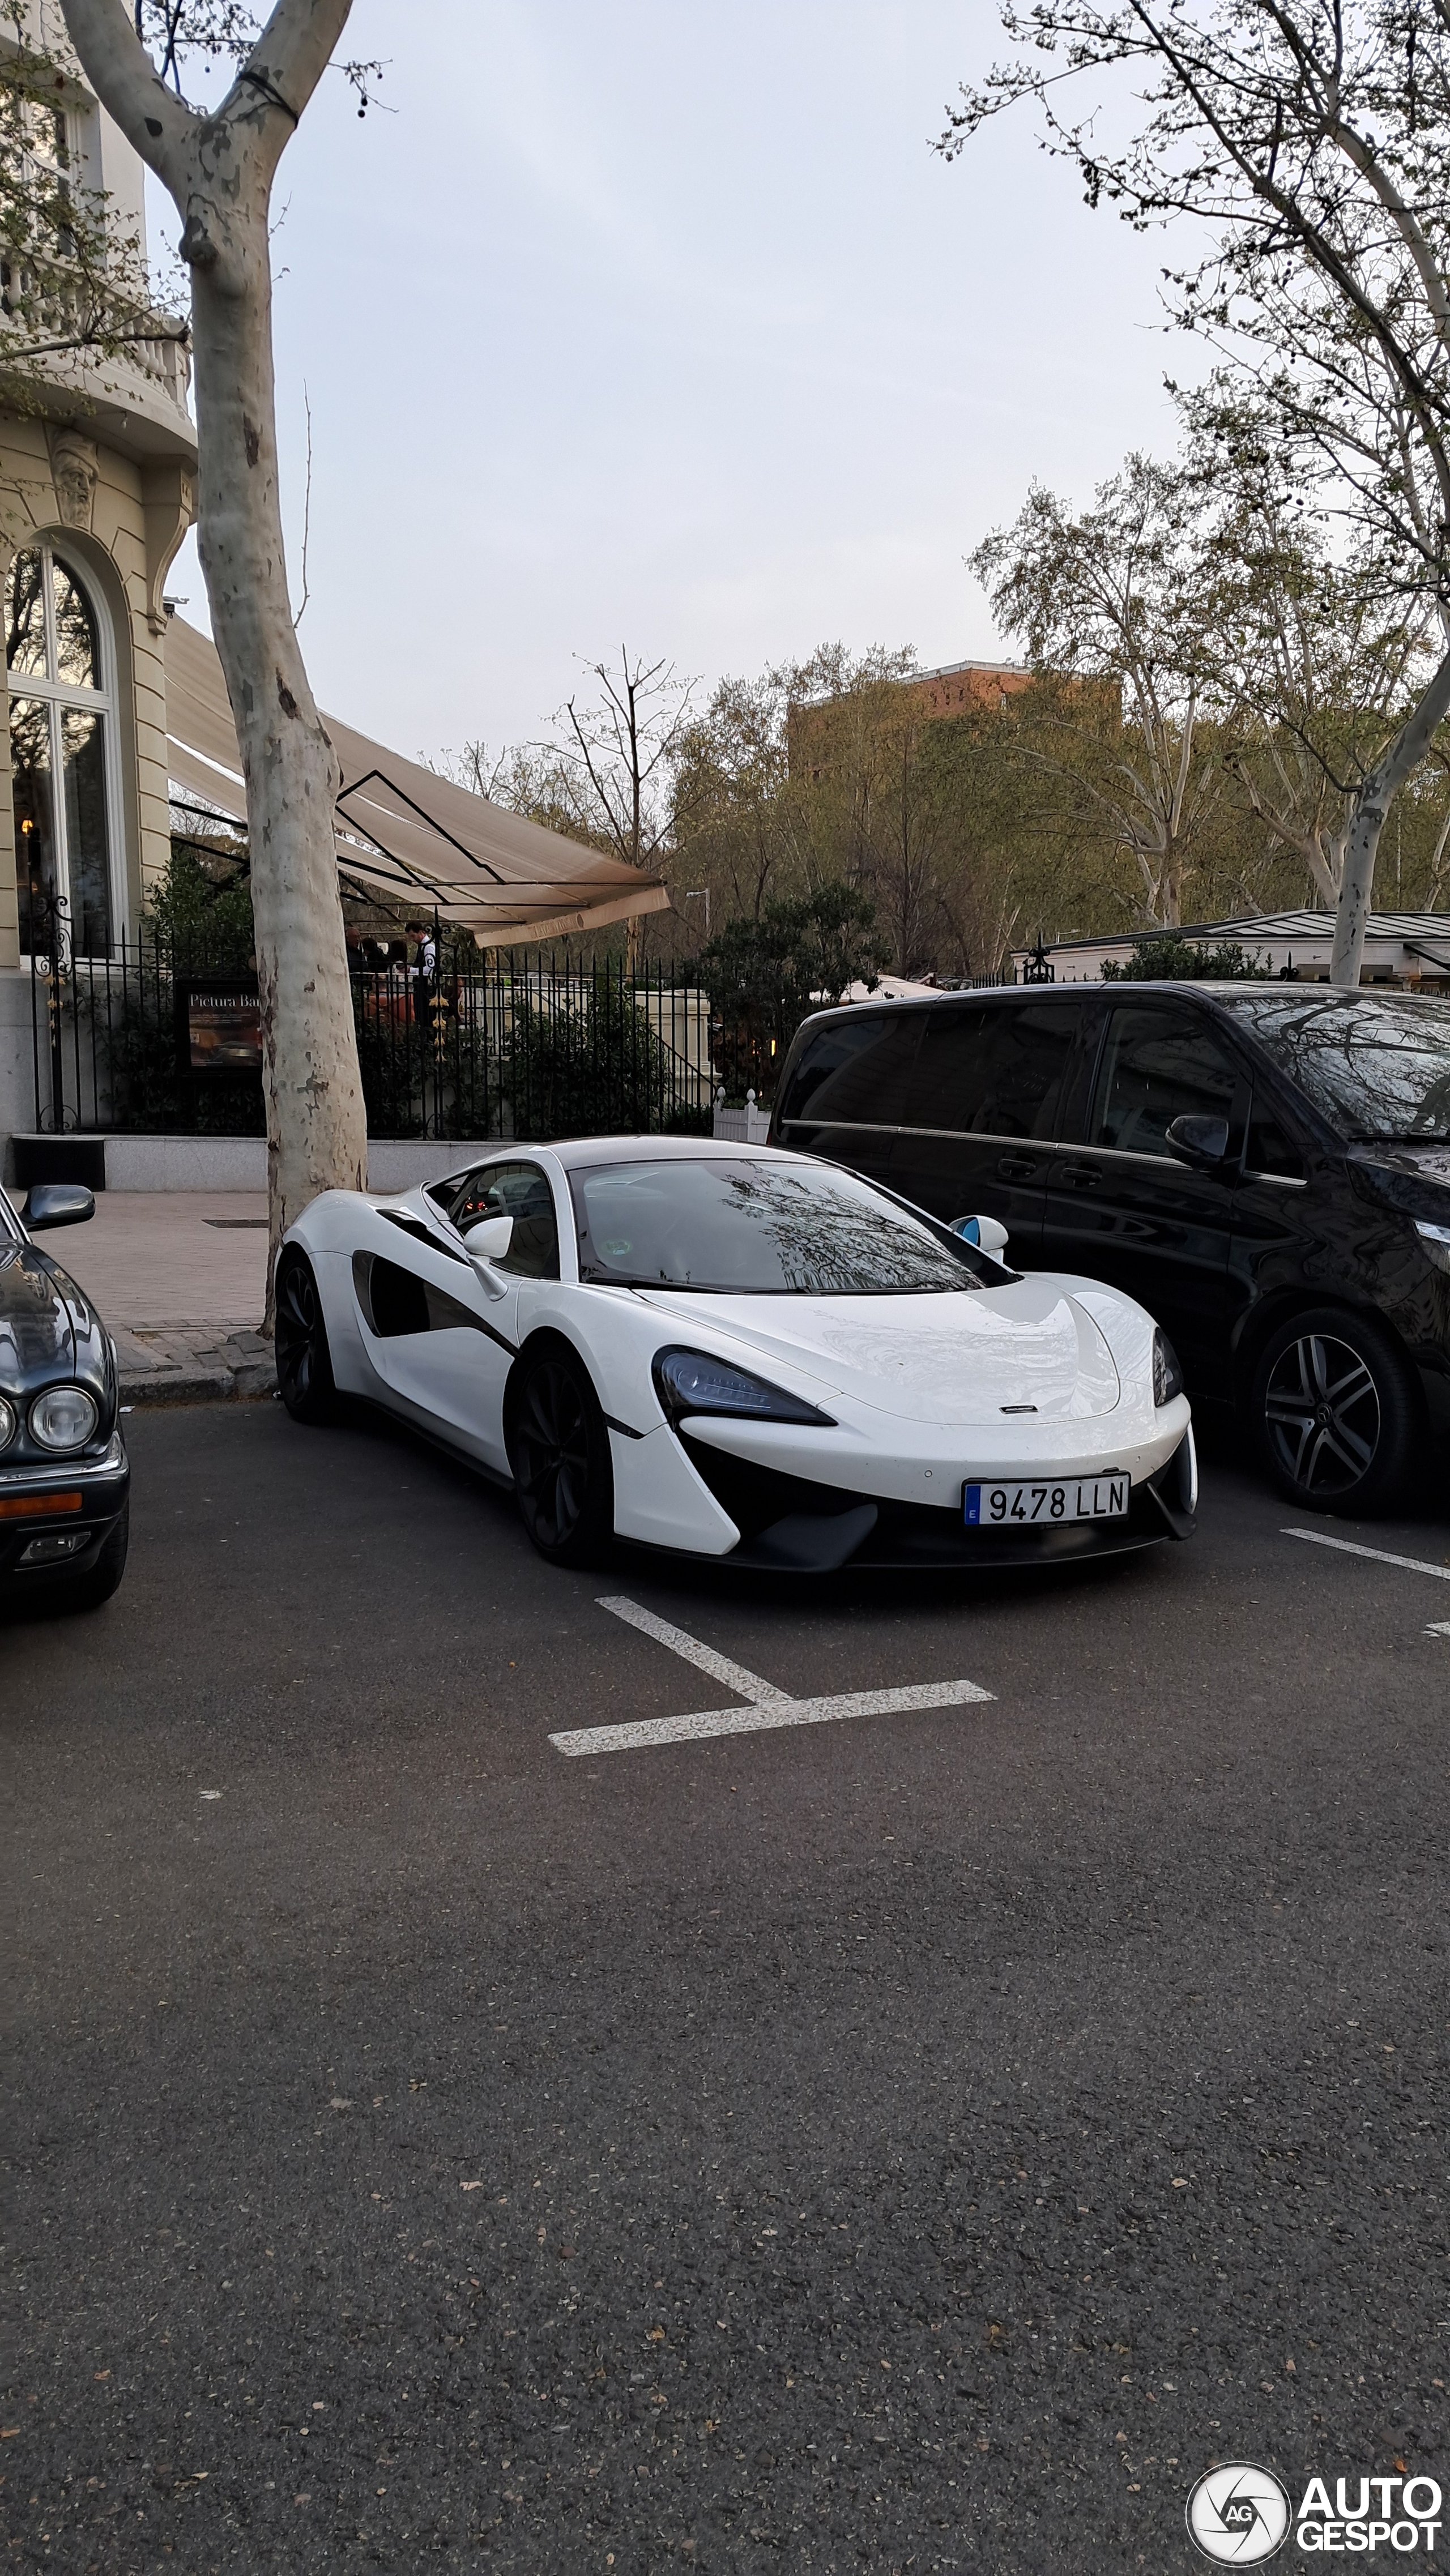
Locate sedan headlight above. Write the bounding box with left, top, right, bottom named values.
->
left=652, top=1346, right=836, bottom=1428
left=29, top=1385, right=100, bottom=1451
left=1152, top=1328, right=1184, bottom=1407
left=1416, top=1219, right=1450, bottom=1278
left=0, top=1395, right=15, bottom=1451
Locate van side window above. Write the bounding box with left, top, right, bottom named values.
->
left=1245, top=1096, right=1304, bottom=1180
left=903, top=1001, right=1083, bottom=1140
left=774, top=1011, right=923, bottom=1130
left=1091, top=1005, right=1241, bottom=1157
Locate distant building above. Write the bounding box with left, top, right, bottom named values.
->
left=786, top=655, right=1113, bottom=782
left=1012, top=911, right=1450, bottom=990
left=897, top=657, right=1037, bottom=720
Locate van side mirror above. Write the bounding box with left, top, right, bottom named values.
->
left=23, top=1184, right=96, bottom=1231
left=1165, top=1114, right=1231, bottom=1173
left=463, top=1212, right=514, bottom=1264
left=952, top=1212, right=1010, bottom=1255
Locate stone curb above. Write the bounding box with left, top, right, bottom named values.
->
left=113, top=1322, right=277, bottom=1408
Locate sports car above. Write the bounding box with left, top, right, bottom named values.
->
left=276, top=1137, right=1196, bottom=1573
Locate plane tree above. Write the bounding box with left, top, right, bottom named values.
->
left=942, top=0, right=1450, bottom=984
left=57, top=0, right=377, bottom=1305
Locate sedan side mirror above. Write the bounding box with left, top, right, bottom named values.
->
left=952, top=1212, right=1009, bottom=1255
left=1165, top=1114, right=1232, bottom=1173
left=463, top=1212, right=514, bottom=1264
left=23, top=1183, right=96, bottom=1231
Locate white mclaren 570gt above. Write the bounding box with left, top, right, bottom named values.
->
left=275, top=1137, right=1197, bottom=1573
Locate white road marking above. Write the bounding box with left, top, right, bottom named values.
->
left=594, top=1594, right=792, bottom=1704
left=1282, top=1528, right=1450, bottom=1582
left=1427, top=1621, right=1450, bottom=1639
left=552, top=1677, right=995, bottom=1757
left=550, top=1597, right=994, bottom=1756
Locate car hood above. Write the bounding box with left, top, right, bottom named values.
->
left=1346, top=1142, right=1450, bottom=1221
left=0, top=1242, right=107, bottom=1395
left=637, top=1277, right=1122, bottom=1423
left=1350, top=1140, right=1450, bottom=1184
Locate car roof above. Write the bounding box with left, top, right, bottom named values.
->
left=791, top=977, right=1341, bottom=1032
left=540, top=1135, right=802, bottom=1171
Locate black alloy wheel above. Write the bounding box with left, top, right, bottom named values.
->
left=508, top=1346, right=613, bottom=1567
left=274, top=1248, right=337, bottom=1425
left=1252, top=1305, right=1421, bottom=1515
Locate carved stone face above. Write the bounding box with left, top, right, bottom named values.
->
left=49, top=432, right=100, bottom=532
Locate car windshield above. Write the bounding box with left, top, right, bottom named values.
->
left=569, top=1157, right=984, bottom=1295
left=1218, top=990, right=1450, bottom=1143
left=0, top=1190, right=22, bottom=1245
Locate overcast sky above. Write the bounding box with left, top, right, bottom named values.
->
left=159, top=1, right=1195, bottom=761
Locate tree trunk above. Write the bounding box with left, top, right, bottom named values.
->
left=1332, top=643, right=1450, bottom=986
left=189, top=215, right=365, bottom=1306
left=58, top=0, right=366, bottom=1326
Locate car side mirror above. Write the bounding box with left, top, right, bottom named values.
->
left=463, top=1212, right=514, bottom=1264
left=1165, top=1114, right=1231, bottom=1173
left=23, top=1183, right=96, bottom=1231
left=952, top=1212, right=1009, bottom=1255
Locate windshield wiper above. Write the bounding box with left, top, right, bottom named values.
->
left=581, top=1271, right=719, bottom=1291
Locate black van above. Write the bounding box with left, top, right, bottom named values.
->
left=769, top=982, right=1450, bottom=1515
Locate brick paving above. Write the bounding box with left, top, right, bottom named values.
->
left=6, top=1189, right=276, bottom=1406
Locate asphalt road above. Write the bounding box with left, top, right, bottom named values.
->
left=5, top=1399, right=1448, bottom=2575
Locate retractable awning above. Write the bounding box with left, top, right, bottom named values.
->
left=163, top=615, right=671, bottom=947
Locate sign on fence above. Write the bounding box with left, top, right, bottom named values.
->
left=177, top=978, right=263, bottom=1074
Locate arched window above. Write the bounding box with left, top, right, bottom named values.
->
left=6, top=541, right=120, bottom=956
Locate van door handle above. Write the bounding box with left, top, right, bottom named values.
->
left=997, top=1153, right=1038, bottom=1180
left=1058, top=1160, right=1102, bottom=1189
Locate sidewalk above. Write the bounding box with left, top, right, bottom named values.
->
left=6, top=1189, right=277, bottom=1404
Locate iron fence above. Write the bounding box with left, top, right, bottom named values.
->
left=27, top=904, right=1019, bottom=1142
left=27, top=914, right=715, bottom=1142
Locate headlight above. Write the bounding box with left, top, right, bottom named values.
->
left=0, top=1395, right=15, bottom=1451
left=1152, top=1328, right=1184, bottom=1407
left=1416, top=1219, right=1450, bottom=1278
left=29, top=1385, right=100, bottom=1451
left=652, top=1345, right=836, bottom=1428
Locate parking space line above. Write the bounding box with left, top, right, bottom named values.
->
left=1282, top=1528, right=1450, bottom=1582
left=552, top=1596, right=995, bottom=1756
left=595, top=1595, right=793, bottom=1704
left=552, top=1678, right=993, bottom=1757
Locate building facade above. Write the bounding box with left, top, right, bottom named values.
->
left=1010, top=912, right=1450, bottom=989
left=1, top=2, right=197, bottom=1144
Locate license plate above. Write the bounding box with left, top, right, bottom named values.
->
left=963, top=1475, right=1130, bottom=1528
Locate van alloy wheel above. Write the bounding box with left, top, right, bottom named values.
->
left=1263, top=1331, right=1381, bottom=1499
left=1252, top=1305, right=1421, bottom=1516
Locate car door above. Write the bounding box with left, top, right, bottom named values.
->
left=352, top=1164, right=555, bottom=1466
left=889, top=994, right=1091, bottom=1264
left=1039, top=997, right=1247, bottom=1392
left=1225, top=1078, right=1316, bottom=1356
left=769, top=1007, right=924, bottom=1190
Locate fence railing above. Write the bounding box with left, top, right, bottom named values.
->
left=24, top=907, right=1019, bottom=1142
left=26, top=919, right=718, bottom=1142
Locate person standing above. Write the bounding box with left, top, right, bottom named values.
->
left=407, top=920, right=438, bottom=1028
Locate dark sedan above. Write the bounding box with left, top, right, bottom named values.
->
left=1, top=1183, right=130, bottom=1610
